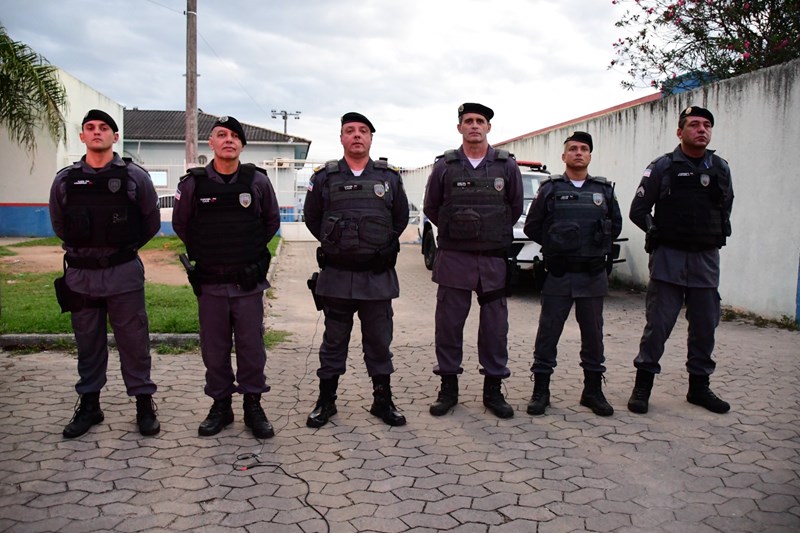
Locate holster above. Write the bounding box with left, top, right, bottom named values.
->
left=54, top=256, right=102, bottom=313
left=307, top=271, right=323, bottom=311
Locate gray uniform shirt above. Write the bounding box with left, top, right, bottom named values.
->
left=172, top=161, right=281, bottom=297
left=423, top=146, right=524, bottom=292
left=629, top=146, right=734, bottom=288
left=524, top=174, right=623, bottom=297
left=304, top=158, right=409, bottom=300
left=49, top=153, right=161, bottom=297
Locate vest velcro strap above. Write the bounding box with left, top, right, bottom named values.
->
left=65, top=249, right=137, bottom=269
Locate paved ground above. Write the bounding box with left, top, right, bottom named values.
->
left=1, top=241, right=799, bottom=532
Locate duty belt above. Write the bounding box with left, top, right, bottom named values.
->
left=65, top=249, right=137, bottom=269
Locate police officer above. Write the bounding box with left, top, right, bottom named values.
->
left=423, top=103, right=524, bottom=419
left=524, top=132, right=623, bottom=417
left=303, top=112, right=409, bottom=428
left=172, top=116, right=281, bottom=438
left=628, top=106, right=733, bottom=414
left=49, top=109, right=161, bottom=438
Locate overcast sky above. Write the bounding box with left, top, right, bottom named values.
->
left=1, top=0, right=651, bottom=168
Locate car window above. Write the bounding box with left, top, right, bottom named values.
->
left=521, top=173, right=540, bottom=199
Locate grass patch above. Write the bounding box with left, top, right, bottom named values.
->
left=721, top=307, right=798, bottom=331
left=0, top=271, right=200, bottom=334
left=0, top=235, right=285, bottom=345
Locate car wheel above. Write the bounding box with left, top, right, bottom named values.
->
left=422, top=230, right=436, bottom=270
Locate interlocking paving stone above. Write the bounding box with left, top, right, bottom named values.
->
left=1, top=241, right=799, bottom=532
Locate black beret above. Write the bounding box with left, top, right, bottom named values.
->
left=212, top=115, right=247, bottom=145
left=458, top=102, right=494, bottom=121
left=679, top=106, right=714, bottom=127
left=565, top=131, right=593, bottom=152
left=341, top=112, right=375, bottom=133
left=82, top=109, right=118, bottom=132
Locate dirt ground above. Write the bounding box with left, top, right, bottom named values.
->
left=0, top=246, right=188, bottom=286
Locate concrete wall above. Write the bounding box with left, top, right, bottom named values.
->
left=0, top=69, right=123, bottom=236
left=496, top=59, right=800, bottom=321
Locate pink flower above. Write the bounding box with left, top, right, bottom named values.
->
left=744, top=41, right=750, bottom=49
left=743, top=52, right=751, bottom=59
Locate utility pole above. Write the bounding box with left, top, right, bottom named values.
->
left=271, top=110, right=301, bottom=134
left=185, top=0, right=198, bottom=166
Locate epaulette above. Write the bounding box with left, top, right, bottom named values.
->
left=180, top=166, right=206, bottom=182
left=541, top=174, right=567, bottom=184
left=495, top=149, right=510, bottom=161
left=240, top=162, right=268, bottom=175
left=325, top=160, right=340, bottom=174
left=373, top=158, right=400, bottom=174
left=443, top=150, right=459, bottom=163
left=589, top=175, right=609, bottom=184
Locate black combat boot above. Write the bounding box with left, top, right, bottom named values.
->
left=198, top=396, right=234, bottom=436
left=369, top=375, right=406, bottom=426
left=526, top=373, right=551, bottom=415
left=627, top=369, right=655, bottom=414
left=429, top=374, right=459, bottom=416
left=687, top=374, right=730, bottom=413
left=483, top=376, right=514, bottom=419
left=135, top=394, right=160, bottom=436
left=580, top=371, right=614, bottom=416
left=307, top=376, right=339, bottom=428
left=63, top=392, right=104, bottom=439
left=243, top=393, right=275, bottom=439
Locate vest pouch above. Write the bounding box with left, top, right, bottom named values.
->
left=547, top=221, right=581, bottom=253
left=594, top=219, right=612, bottom=248
left=338, top=220, right=360, bottom=251
left=321, top=214, right=342, bottom=246
left=106, top=207, right=133, bottom=245
left=64, top=206, right=92, bottom=244
left=447, top=208, right=482, bottom=240
left=359, top=216, right=392, bottom=247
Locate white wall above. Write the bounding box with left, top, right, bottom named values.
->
left=0, top=68, right=123, bottom=204
left=496, top=59, right=800, bottom=320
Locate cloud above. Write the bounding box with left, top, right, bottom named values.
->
left=2, top=0, right=645, bottom=167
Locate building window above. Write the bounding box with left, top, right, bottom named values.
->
left=149, top=170, right=168, bottom=188
left=198, top=155, right=208, bottom=165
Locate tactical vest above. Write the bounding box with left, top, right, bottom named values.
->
left=436, top=150, right=513, bottom=252
left=654, top=155, right=730, bottom=250
left=318, top=160, right=395, bottom=264
left=63, top=164, right=142, bottom=248
left=542, top=176, right=614, bottom=261
left=186, top=164, right=270, bottom=269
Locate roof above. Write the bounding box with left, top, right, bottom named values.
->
left=496, top=93, right=662, bottom=146
left=123, top=109, right=311, bottom=145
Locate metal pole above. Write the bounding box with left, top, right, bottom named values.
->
left=185, top=0, right=198, bottom=166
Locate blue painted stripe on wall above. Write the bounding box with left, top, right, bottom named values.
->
left=0, top=206, right=55, bottom=237
left=0, top=205, right=180, bottom=238
left=0, top=206, right=281, bottom=240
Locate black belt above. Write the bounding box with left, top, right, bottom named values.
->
left=65, top=249, right=137, bottom=269
left=325, top=255, right=381, bottom=272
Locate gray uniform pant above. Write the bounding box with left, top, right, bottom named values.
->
left=198, top=291, right=268, bottom=399
left=634, top=279, right=720, bottom=376
left=317, top=297, right=395, bottom=379
left=71, top=287, right=156, bottom=396
left=532, top=294, right=606, bottom=374
left=434, top=286, right=510, bottom=378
